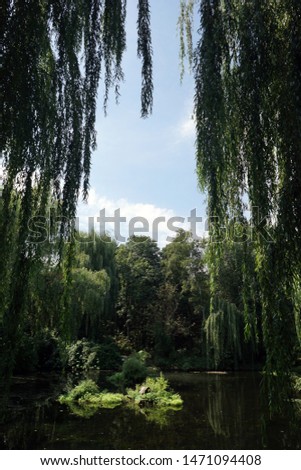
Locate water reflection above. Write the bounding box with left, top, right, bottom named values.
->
left=0, top=372, right=300, bottom=449
left=206, top=373, right=252, bottom=441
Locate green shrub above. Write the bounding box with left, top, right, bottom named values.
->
left=122, top=356, right=148, bottom=386
left=108, top=354, right=148, bottom=390
left=59, top=379, right=124, bottom=413
left=60, top=379, right=100, bottom=403
left=126, top=374, right=183, bottom=409
left=66, top=339, right=122, bottom=373
left=97, top=341, right=122, bottom=370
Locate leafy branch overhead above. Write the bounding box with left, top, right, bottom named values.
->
left=1, top=0, right=153, bottom=217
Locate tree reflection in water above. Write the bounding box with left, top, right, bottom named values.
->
left=1, top=372, right=301, bottom=449
left=206, top=374, right=244, bottom=438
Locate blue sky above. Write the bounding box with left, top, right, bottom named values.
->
left=77, top=0, right=207, bottom=246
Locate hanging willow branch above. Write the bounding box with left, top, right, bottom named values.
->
left=194, top=0, right=301, bottom=411
left=137, top=0, right=153, bottom=117
left=178, top=0, right=196, bottom=81
left=204, top=296, right=242, bottom=370
left=0, top=0, right=153, bottom=377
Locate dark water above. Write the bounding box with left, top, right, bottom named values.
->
left=0, top=372, right=300, bottom=450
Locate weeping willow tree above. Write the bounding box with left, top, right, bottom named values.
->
left=0, top=0, right=153, bottom=377
left=25, top=233, right=117, bottom=343
left=204, top=296, right=242, bottom=369
left=183, top=0, right=301, bottom=410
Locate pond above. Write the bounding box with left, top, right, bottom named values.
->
left=0, top=372, right=300, bottom=450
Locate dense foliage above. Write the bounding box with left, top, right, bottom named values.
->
left=0, top=230, right=268, bottom=376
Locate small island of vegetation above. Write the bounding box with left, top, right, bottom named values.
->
left=59, top=373, right=183, bottom=421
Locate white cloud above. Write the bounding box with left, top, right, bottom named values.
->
left=76, top=188, right=191, bottom=247
left=179, top=114, right=196, bottom=140
left=170, top=100, right=196, bottom=145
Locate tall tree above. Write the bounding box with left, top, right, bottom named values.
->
left=115, top=236, right=161, bottom=350
left=160, top=230, right=209, bottom=351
